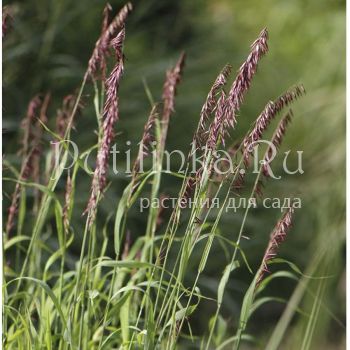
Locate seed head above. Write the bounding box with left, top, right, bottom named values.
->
left=256, top=207, right=294, bottom=286
left=223, top=28, right=269, bottom=130
left=196, top=64, right=232, bottom=145
left=243, top=85, right=305, bottom=167
left=162, top=52, right=186, bottom=124
left=87, top=3, right=132, bottom=80
left=86, top=29, right=125, bottom=225
left=262, top=110, right=294, bottom=177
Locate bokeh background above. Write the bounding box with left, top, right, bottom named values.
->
left=3, top=0, right=345, bottom=349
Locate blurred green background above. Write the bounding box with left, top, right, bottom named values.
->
left=3, top=0, right=345, bottom=349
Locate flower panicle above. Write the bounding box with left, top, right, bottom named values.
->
left=224, top=28, right=269, bottom=129
left=256, top=207, right=294, bottom=286
left=39, top=92, right=51, bottom=125
left=32, top=93, right=51, bottom=187
left=140, top=106, right=158, bottom=156
left=97, top=29, right=125, bottom=185
left=132, top=104, right=159, bottom=177
left=190, top=40, right=264, bottom=193
left=21, top=94, right=42, bottom=155
left=56, top=94, right=84, bottom=139
left=206, top=28, right=269, bottom=152
left=23, top=92, right=50, bottom=183
left=162, top=52, right=186, bottom=123
left=197, top=64, right=232, bottom=142
left=5, top=149, right=40, bottom=236
left=87, top=2, right=132, bottom=79
left=101, top=3, right=112, bottom=36
left=243, top=85, right=305, bottom=165
left=274, top=84, right=305, bottom=111
left=262, top=110, right=293, bottom=177
left=128, top=104, right=159, bottom=200
left=63, top=174, right=73, bottom=234
left=122, top=230, right=131, bottom=260
left=184, top=63, right=236, bottom=198
left=156, top=193, right=170, bottom=228
left=207, top=89, right=227, bottom=150
left=86, top=29, right=126, bottom=225
left=101, top=3, right=131, bottom=51
left=3, top=5, right=13, bottom=38
left=99, top=3, right=113, bottom=79
left=271, top=111, right=293, bottom=148
left=182, top=176, right=197, bottom=200
left=6, top=93, right=50, bottom=236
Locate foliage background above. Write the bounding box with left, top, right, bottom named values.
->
left=3, top=0, right=345, bottom=348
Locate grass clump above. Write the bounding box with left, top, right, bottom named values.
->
left=4, top=3, right=337, bottom=350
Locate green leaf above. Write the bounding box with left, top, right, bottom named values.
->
left=218, top=261, right=239, bottom=305
left=7, top=277, right=70, bottom=343
left=4, top=236, right=31, bottom=251
left=165, top=305, right=197, bottom=329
